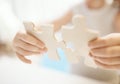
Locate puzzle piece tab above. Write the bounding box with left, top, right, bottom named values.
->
left=24, top=22, right=60, bottom=61
left=56, top=41, right=80, bottom=63
left=55, top=31, right=80, bottom=63
left=61, top=15, right=99, bottom=67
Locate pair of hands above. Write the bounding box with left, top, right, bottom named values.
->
left=13, top=23, right=120, bottom=70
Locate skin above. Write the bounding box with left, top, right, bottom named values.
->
left=0, top=43, right=7, bottom=54
left=13, top=22, right=47, bottom=64
left=12, top=0, right=108, bottom=64
left=89, top=33, right=120, bottom=70
left=13, top=32, right=47, bottom=64
left=114, top=12, right=120, bottom=32
left=88, top=0, right=120, bottom=70
left=85, top=0, right=105, bottom=9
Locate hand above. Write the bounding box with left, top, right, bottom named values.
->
left=89, top=33, right=120, bottom=70
left=13, top=23, right=47, bottom=64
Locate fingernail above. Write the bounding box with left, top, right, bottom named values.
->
left=41, top=52, right=46, bottom=55
left=89, top=52, right=93, bottom=57
left=40, top=50, right=47, bottom=54
left=41, top=45, right=45, bottom=49
left=89, top=52, right=92, bottom=57
left=45, top=48, right=48, bottom=52
left=26, top=60, right=32, bottom=64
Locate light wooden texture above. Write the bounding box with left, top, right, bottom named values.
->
left=61, top=15, right=99, bottom=67
left=24, top=22, right=60, bottom=61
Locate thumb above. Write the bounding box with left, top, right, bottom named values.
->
left=89, top=33, right=120, bottom=49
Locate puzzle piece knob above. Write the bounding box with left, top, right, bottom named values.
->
left=72, top=15, right=86, bottom=28
left=23, top=22, right=34, bottom=30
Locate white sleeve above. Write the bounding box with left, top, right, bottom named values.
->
left=0, top=1, right=25, bottom=43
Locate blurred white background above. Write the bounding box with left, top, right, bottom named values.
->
left=15, top=0, right=83, bottom=23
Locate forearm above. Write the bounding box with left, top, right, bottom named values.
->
left=114, top=12, right=120, bottom=32
left=51, top=10, right=73, bottom=32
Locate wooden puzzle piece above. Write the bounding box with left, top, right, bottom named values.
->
left=56, top=41, right=80, bottom=63
left=61, top=15, right=99, bottom=67
left=24, top=22, right=60, bottom=61
left=63, top=47, right=81, bottom=63
left=24, top=22, right=78, bottom=63
left=55, top=31, right=80, bottom=63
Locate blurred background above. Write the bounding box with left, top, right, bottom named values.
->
left=15, top=0, right=82, bottom=23
left=0, top=0, right=119, bottom=84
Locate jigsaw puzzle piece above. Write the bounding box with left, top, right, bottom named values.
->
left=56, top=41, right=80, bottom=63
left=61, top=15, right=99, bottom=67
left=24, top=22, right=60, bottom=61
left=64, top=48, right=80, bottom=63
left=55, top=31, right=80, bottom=63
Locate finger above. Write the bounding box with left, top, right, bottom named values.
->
left=43, top=47, right=48, bottom=53
left=15, top=47, right=41, bottom=56
left=95, top=60, right=120, bottom=70
left=16, top=53, right=31, bottom=64
left=18, top=33, right=45, bottom=49
left=89, top=33, right=120, bottom=49
left=23, top=22, right=34, bottom=30
left=14, top=39, right=45, bottom=53
left=94, top=57, right=120, bottom=65
left=90, top=46, right=120, bottom=57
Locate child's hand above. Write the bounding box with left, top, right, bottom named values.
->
left=89, top=33, right=120, bottom=70
left=13, top=32, right=47, bottom=64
